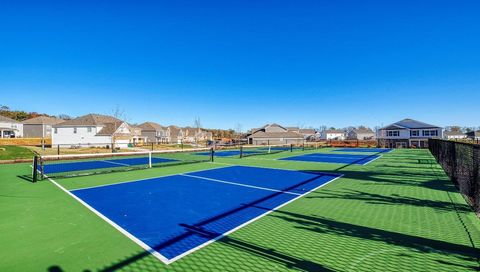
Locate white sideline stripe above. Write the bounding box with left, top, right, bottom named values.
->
left=70, top=165, right=232, bottom=192
left=362, top=155, right=382, bottom=165
left=166, top=173, right=345, bottom=263
left=180, top=174, right=302, bottom=196
left=103, top=160, right=132, bottom=167
left=46, top=176, right=171, bottom=264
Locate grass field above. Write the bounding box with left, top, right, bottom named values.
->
left=1, top=148, right=479, bottom=271
left=0, top=145, right=34, bottom=160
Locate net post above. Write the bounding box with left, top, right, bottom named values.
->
left=32, top=156, right=38, bottom=183
left=57, top=145, right=60, bottom=155
left=290, top=144, right=293, bottom=152
left=148, top=151, right=152, bottom=168
left=210, top=148, right=214, bottom=162
left=240, top=145, right=243, bottom=158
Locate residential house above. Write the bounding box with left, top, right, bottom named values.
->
left=130, top=125, right=148, bottom=145
left=320, top=130, right=345, bottom=140
left=247, top=123, right=304, bottom=145
left=168, top=126, right=184, bottom=144
left=347, top=128, right=375, bottom=140
left=443, top=130, right=467, bottom=140
left=377, top=118, right=442, bottom=148
left=466, top=131, right=480, bottom=141
left=22, top=116, right=64, bottom=138
left=138, top=122, right=170, bottom=143
left=0, top=115, right=23, bottom=138
left=182, top=127, right=213, bottom=143
left=52, top=114, right=134, bottom=148
left=299, top=128, right=316, bottom=140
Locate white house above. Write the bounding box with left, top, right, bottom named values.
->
left=0, top=115, right=23, bottom=138
left=320, top=130, right=345, bottom=140
left=52, top=114, right=134, bottom=148
left=377, top=118, right=442, bottom=148
left=443, top=131, right=467, bottom=140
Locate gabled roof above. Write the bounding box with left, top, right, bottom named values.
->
left=55, top=114, right=122, bottom=127
left=22, top=116, right=64, bottom=125
left=96, top=123, right=123, bottom=136
left=0, top=115, right=19, bottom=123
left=138, top=122, right=165, bottom=131
left=352, top=128, right=374, bottom=134
left=381, top=118, right=440, bottom=130
left=299, top=128, right=316, bottom=134
left=248, top=131, right=303, bottom=139
left=324, top=130, right=344, bottom=134
left=444, top=131, right=465, bottom=136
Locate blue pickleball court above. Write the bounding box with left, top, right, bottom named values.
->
left=70, top=165, right=340, bottom=263
left=279, top=153, right=381, bottom=165
left=334, top=148, right=393, bottom=153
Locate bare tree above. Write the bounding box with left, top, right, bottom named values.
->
left=234, top=123, right=243, bottom=142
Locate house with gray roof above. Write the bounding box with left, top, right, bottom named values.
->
left=247, top=123, right=304, bottom=145
left=347, top=128, right=375, bottom=140
left=377, top=118, right=442, bottom=148
left=52, top=114, right=134, bottom=148
left=22, top=116, right=64, bottom=138
left=0, top=115, right=23, bottom=138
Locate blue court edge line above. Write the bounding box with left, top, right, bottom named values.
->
left=68, top=166, right=342, bottom=263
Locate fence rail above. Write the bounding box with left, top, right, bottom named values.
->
left=428, top=139, right=480, bottom=213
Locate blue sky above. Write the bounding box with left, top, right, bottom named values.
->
left=1, top=1, right=479, bottom=130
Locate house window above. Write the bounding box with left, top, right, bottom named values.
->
left=410, top=130, right=419, bottom=137
left=73, top=128, right=77, bottom=134
left=386, top=130, right=399, bottom=137
left=87, top=127, right=92, bottom=133
left=423, top=130, right=438, bottom=137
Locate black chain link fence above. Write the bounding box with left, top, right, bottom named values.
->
left=429, top=139, right=480, bottom=214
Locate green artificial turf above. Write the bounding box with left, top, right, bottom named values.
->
left=0, top=149, right=479, bottom=271
left=0, top=145, right=34, bottom=160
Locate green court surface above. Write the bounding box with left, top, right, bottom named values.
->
left=1, top=149, right=479, bottom=271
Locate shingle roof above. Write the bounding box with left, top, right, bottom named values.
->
left=138, top=122, right=165, bottom=131
left=325, top=130, right=344, bottom=133
left=299, top=129, right=316, bottom=134
left=248, top=131, right=303, bottom=139
left=22, top=116, right=64, bottom=125
left=382, top=118, right=440, bottom=130
left=444, top=131, right=465, bottom=136
left=96, top=123, right=123, bottom=136
left=466, top=131, right=480, bottom=137
left=0, top=115, right=19, bottom=123
left=55, top=114, right=122, bottom=127
left=352, top=128, right=374, bottom=134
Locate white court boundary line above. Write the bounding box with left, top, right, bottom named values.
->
left=181, top=173, right=302, bottom=196
left=103, top=160, right=132, bottom=167
left=47, top=176, right=170, bottom=264
left=51, top=165, right=343, bottom=264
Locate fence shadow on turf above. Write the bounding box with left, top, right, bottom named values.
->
left=260, top=207, right=480, bottom=270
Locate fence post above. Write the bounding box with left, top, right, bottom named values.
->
left=240, top=145, right=244, bottom=158
left=57, top=145, right=60, bottom=155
